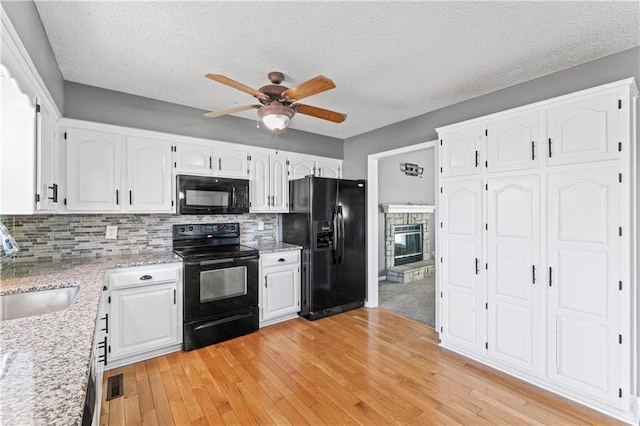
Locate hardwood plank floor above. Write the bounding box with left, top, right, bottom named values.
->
left=100, top=308, right=622, bottom=425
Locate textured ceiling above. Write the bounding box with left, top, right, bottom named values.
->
left=35, top=1, right=639, bottom=139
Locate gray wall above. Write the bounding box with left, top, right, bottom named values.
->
left=343, top=46, right=640, bottom=179
left=378, top=148, right=435, bottom=276
left=64, top=82, right=343, bottom=159
left=1, top=0, right=64, bottom=111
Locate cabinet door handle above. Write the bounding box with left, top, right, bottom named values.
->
left=532, top=265, right=536, bottom=284
left=47, top=183, right=58, bottom=203
left=475, top=151, right=479, bottom=167
left=140, top=275, right=152, bottom=280
left=173, top=289, right=176, bottom=304
left=531, top=141, right=536, bottom=160
left=475, top=258, right=479, bottom=275
left=209, top=156, right=213, bottom=169
left=278, top=258, right=285, bottom=262
left=116, top=189, right=119, bottom=205
left=548, top=138, right=552, bottom=158
left=218, top=158, right=222, bottom=170
left=101, top=313, right=109, bottom=333
left=129, top=190, right=132, bottom=205
left=549, top=267, right=553, bottom=287
left=264, top=276, right=268, bottom=288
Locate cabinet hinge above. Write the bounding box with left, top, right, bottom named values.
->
left=440, top=139, right=443, bottom=146
left=440, top=292, right=443, bottom=298
left=485, top=160, right=488, bottom=168
left=64, top=132, right=67, bottom=140
left=440, top=257, right=443, bottom=263
left=485, top=223, right=488, bottom=231
left=619, top=388, right=623, bottom=398
left=249, top=201, right=252, bottom=207
left=35, top=104, right=41, bottom=113
left=485, top=129, right=488, bottom=136
left=35, top=193, right=40, bottom=203
left=618, top=99, right=622, bottom=109
left=485, top=183, right=488, bottom=191
left=440, top=326, right=443, bottom=332
left=440, top=167, right=443, bottom=173
left=174, top=162, right=177, bottom=168
left=440, top=187, right=443, bottom=194
left=485, top=263, right=488, bottom=270
left=619, top=334, right=622, bottom=344
left=108, top=346, right=111, bottom=353
left=485, top=303, right=488, bottom=310
left=171, top=200, right=174, bottom=207
left=618, top=142, right=622, bottom=152
left=619, top=173, right=622, bottom=183
left=108, top=296, right=111, bottom=304
left=64, top=198, right=67, bottom=206
left=485, top=342, right=488, bottom=349
left=286, top=160, right=290, bottom=165
left=619, top=281, right=622, bottom=291
left=619, top=227, right=622, bottom=236
left=247, top=155, right=251, bottom=161
left=440, top=222, right=443, bottom=228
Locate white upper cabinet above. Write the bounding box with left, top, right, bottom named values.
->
left=36, top=103, right=63, bottom=211
left=213, top=147, right=250, bottom=179
left=316, top=159, right=341, bottom=178
left=0, top=66, right=36, bottom=214
left=486, top=111, right=541, bottom=172
left=439, top=124, right=484, bottom=177
left=126, top=137, right=173, bottom=212
left=66, top=128, right=123, bottom=211
left=547, top=91, right=620, bottom=166
left=174, top=142, right=214, bottom=175
left=288, top=155, right=316, bottom=180
left=250, top=153, right=288, bottom=213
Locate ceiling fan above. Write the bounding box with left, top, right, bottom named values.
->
left=203, top=71, right=347, bottom=133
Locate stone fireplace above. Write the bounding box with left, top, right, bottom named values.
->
left=382, top=204, right=435, bottom=283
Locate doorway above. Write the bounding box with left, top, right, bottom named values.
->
left=366, top=141, right=438, bottom=328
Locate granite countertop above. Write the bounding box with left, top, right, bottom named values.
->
left=0, top=252, right=181, bottom=426
left=249, top=241, right=302, bottom=254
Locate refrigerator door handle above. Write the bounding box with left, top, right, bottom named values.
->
left=338, top=206, right=345, bottom=264
left=332, top=209, right=339, bottom=257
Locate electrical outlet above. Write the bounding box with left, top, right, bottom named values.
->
left=105, top=225, right=118, bottom=240
left=258, top=221, right=264, bottom=231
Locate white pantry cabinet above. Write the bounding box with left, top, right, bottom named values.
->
left=437, top=78, right=638, bottom=423
left=126, top=136, right=173, bottom=212
left=250, top=153, right=288, bottom=212
left=103, top=263, right=182, bottom=369
left=259, top=250, right=300, bottom=327
left=66, top=128, right=122, bottom=211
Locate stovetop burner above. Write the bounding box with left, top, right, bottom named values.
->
left=172, top=222, right=259, bottom=261
left=173, top=244, right=259, bottom=261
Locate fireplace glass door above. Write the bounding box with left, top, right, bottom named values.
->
left=393, top=224, right=423, bottom=266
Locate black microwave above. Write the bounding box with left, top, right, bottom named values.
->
left=177, top=175, right=249, bottom=214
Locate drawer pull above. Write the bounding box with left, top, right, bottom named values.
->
left=278, top=258, right=286, bottom=262
left=140, top=275, right=153, bottom=280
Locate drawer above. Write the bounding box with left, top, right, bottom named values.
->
left=108, top=264, right=179, bottom=289
left=261, top=250, right=300, bottom=268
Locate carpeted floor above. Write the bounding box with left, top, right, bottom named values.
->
left=378, top=274, right=436, bottom=327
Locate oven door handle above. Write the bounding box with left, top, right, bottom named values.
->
left=193, top=311, right=255, bottom=331
left=185, top=255, right=258, bottom=266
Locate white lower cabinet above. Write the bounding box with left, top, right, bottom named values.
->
left=259, top=250, right=300, bottom=327
left=437, top=78, right=637, bottom=423
left=103, top=263, right=182, bottom=369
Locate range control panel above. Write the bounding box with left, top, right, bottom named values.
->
left=173, top=223, right=239, bottom=239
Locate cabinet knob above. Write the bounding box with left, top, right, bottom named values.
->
left=140, top=275, right=152, bottom=280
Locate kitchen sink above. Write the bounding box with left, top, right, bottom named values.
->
left=0, top=286, right=80, bottom=321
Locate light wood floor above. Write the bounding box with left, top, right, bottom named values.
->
left=100, top=308, right=621, bottom=425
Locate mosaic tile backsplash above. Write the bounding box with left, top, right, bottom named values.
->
left=0, top=214, right=279, bottom=263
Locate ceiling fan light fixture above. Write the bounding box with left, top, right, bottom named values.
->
left=258, top=104, right=295, bottom=133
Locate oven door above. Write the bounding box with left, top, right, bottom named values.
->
left=183, top=255, right=258, bottom=322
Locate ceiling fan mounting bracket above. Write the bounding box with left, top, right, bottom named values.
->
left=267, top=71, right=285, bottom=84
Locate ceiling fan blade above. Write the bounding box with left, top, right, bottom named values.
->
left=205, top=74, right=267, bottom=100
left=203, top=104, right=260, bottom=118
left=282, top=76, right=336, bottom=101
left=293, top=104, right=347, bottom=123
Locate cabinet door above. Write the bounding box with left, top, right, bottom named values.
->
left=249, top=152, right=270, bottom=212
left=36, top=104, right=60, bottom=211
left=174, top=142, right=214, bottom=175
left=440, top=125, right=484, bottom=177
left=270, top=155, right=289, bottom=212
left=487, top=111, right=541, bottom=172
left=213, top=147, right=249, bottom=179
left=110, top=282, right=179, bottom=360
left=66, top=128, right=122, bottom=211
left=316, top=160, right=341, bottom=178
left=487, top=174, right=542, bottom=374
left=263, top=265, right=300, bottom=321
left=288, top=155, right=316, bottom=180
left=547, top=166, right=622, bottom=406
left=126, top=137, right=173, bottom=212
left=547, top=91, right=620, bottom=166
left=440, top=178, right=485, bottom=352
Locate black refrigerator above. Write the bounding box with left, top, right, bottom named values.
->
left=282, top=176, right=366, bottom=320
